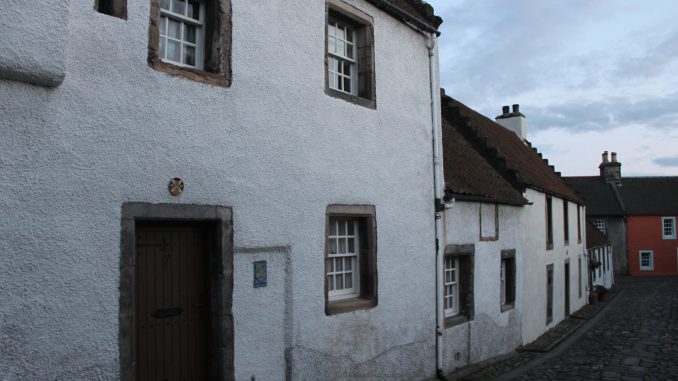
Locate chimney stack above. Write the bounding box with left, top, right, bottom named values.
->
left=599, top=150, right=622, bottom=186
left=495, top=104, right=527, bottom=140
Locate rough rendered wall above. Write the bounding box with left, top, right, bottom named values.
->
left=442, top=202, right=523, bottom=372
left=0, top=0, right=437, bottom=379
left=520, top=189, right=587, bottom=344
left=0, top=0, right=69, bottom=87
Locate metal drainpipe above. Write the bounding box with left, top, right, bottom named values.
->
left=423, top=31, right=445, bottom=378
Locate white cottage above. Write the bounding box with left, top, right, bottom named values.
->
left=0, top=1, right=443, bottom=380
left=439, top=94, right=589, bottom=371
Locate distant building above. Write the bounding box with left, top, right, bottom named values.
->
left=566, top=153, right=678, bottom=276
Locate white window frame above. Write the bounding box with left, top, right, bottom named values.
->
left=639, top=250, right=654, bottom=271
left=444, top=256, right=460, bottom=317
left=327, top=19, right=358, bottom=96
left=159, top=0, right=205, bottom=69
left=662, top=217, right=676, bottom=240
left=594, top=218, right=606, bottom=235
left=326, top=217, right=360, bottom=300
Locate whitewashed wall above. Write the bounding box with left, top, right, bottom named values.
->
left=0, top=0, right=438, bottom=379
left=520, top=189, right=587, bottom=344
left=442, top=201, right=523, bottom=372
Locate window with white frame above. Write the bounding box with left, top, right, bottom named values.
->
left=640, top=250, right=654, bottom=271
left=159, top=0, right=204, bottom=69
left=325, top=2, right=376, bottom=107
left=324, top=204, right=377, bottom=315
left=444, top=256, right=460, bottom=317
left=148, top=0, right=232, bottom=86
left=327, top=20, right=356, bottom=95
left=326, top=217, right=359, bottom=299
left=594, top=218, right=606, bottom=234
left=662, top=217, right=676, bottom=239
left=443, top=245, right=474, bottom=327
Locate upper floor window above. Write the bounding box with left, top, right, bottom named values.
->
left=563, top=201, right=569, bottom=245
left=546, top=195, right=553, bottom=250
left=159, top=0, right=204, bottom=69
left=148, top=0, right=232, bottom=87
left=662, top=217, right=676, bottom=239
left=594, top=218, right=606, bottom=235
left=95, top=0, right=127, bottom=19
left=325, top=1, right=376, bottom=108
left=577, top=206, right=582, bottom=243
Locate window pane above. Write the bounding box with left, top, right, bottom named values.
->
left=348, top=222, right=354, bottom=235
left=159, top=38, right=166, bottom=58
left=338, top=220, right=346, bottom=235
left=166, top=40, right=180, bottom=62
left=183, top=45, right=195, bottom=66
left=328, top=275, right=334, bottom=291
left=347, top=238, right=354, bottom=253
left=450, top=269, right=456, bottom=282
left=347, top=30, right=354, bottom=43
left=336, top=258, right=343, bottom=271
left=329, top=72, right=336, bottom=90
left=185, top=24, right=196, bottom=43
left=337, top=41, right=345, bottom=57
left=343, top=61, right=351, bottom=76
left=160, top=0, right=170, bottom=10
left=337, top=274, right=344, bottom=290
left=328, top=24, right=336, bottom=37
left=345, top=274, right=352, bottom=289
left=338, top=238, right=346, bottom=254
left=336, top=25, right=345, bottom=40
left=168, top=19, right=181, bottom=39
left=172, top=0, right=185, bottom=15
left=187, top=0, right=200, bottom=20
left=343, top=77, right=351, bottom=94
left=328, top=36, right=336, bottom=54
left=346, top=43, right=354, bottom=59
left=159, top=16, right=167, bottom=35
left=346, top=258, right=352, bottom=271
left=330, top=239, right=337, bottom=254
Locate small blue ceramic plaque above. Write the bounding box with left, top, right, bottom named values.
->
left=253, top=261, right=267, bottom=288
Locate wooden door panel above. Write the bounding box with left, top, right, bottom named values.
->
left=136, top=224, right=210, bottom=381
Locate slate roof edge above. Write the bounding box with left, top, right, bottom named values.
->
left=365, top=0, right=443, bottom=34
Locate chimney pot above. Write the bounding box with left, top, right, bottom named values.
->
left=512, top=104, right=520, bottom=114
left=611, top=152, right=618, bottom=163
left=502, top=105, right=510, bottom=115
left=602, top=151, right=609, bottom=163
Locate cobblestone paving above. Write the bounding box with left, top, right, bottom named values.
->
left=517, top=276, right=678, bottom=381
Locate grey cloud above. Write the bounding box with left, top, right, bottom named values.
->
left=653, top=156, right=678, bottom=168
left=525, top=93, right=678, bottom=132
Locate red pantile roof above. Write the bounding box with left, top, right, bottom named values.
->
left=441, top=92, right=583, bottom=205
left=441, top=101, right=527, bottom=205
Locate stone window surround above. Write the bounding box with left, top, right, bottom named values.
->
left=147, top=0, right=232, bottom=87
left=479, top=202, right=499, bottom=242
left=325, top=0, right=376, bottom=109
left=500, top=249, right=516, bottom=313
left=443, top=244, right=475, bottom=328
left=324, top=204, right=378, bottom=316
left=119, top=202, right=234, bottom=381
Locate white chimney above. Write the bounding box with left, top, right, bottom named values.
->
left=495, top=104, right=527, bottom=140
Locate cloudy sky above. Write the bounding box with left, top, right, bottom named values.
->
left=426, top=0, right=678, bottom=176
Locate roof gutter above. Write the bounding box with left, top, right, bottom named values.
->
left=366, top=0, right=441, bottom=36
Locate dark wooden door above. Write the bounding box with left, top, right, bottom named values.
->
left=564, top=262, right=570, bottom=316
left=136, top=223, right=211, bottom=381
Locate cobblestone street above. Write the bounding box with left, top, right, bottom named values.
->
left=514, top=276, right=678, bottom=380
